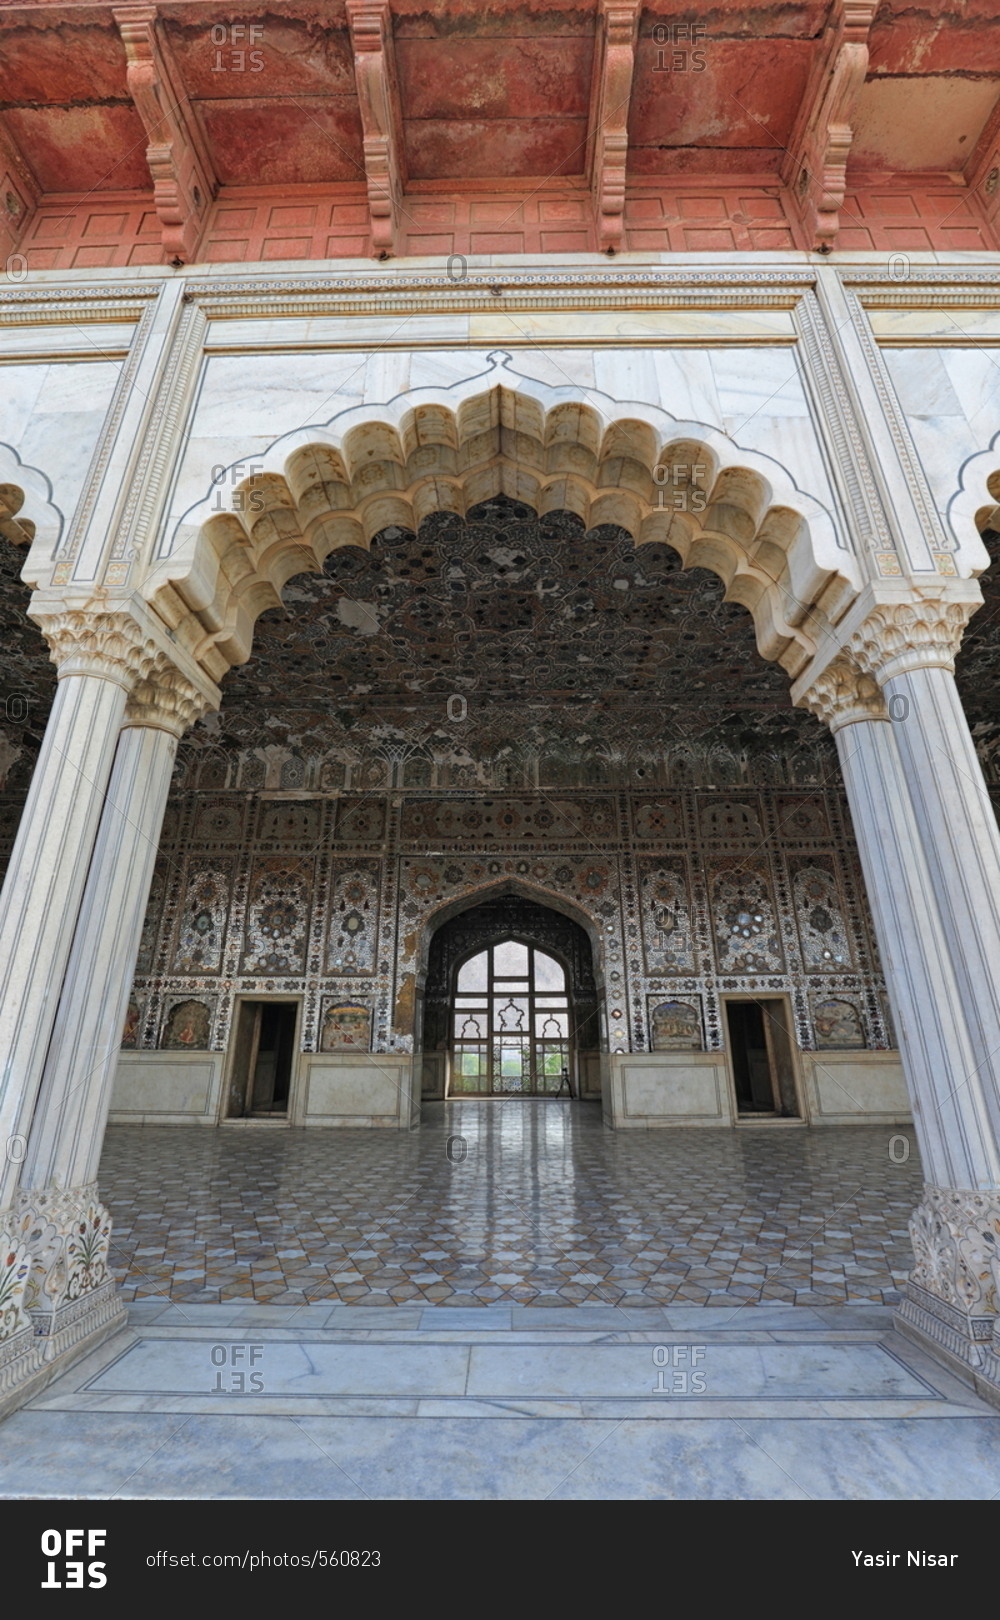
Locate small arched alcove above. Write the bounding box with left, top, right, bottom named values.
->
left=418, top=890, right=602, bottom=1102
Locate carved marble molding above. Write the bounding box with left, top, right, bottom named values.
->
left=0, top=284, right=158, bottom=324
left=798, top=652, right=888, bottom=732
left=848, top=599, right=978, bottom=684
left=124, top=649, right=215, bottom=737
left=184, top=267, right=814, bottom=322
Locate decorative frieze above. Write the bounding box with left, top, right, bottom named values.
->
left=122, top=780, right=889, bottom=1065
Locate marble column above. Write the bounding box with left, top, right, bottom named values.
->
left=0, top=613, right=151, bottom=1213
left=805, top=636, right=1000, bottom=1405
left=0, top=611, right=154, bottom=1407
left=11, top=662, right=209, bottom=1364
left=852, top=602, right=1000, bottom=1135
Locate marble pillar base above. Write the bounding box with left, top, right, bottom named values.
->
left=895, top=1285, right=1000, bottom=1411
left=0, top=1280, right=127, bottom=1420
left=0, top=1185, right=128, bottom=1417
left=894, top=1185, right=1000, bottom=1410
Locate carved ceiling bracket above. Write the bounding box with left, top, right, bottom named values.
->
left=114, top=4, right=216, bottom=265
left=0, top=120, right=40, bottom=265
left=589, top=0, right=640, bottom=254
left=781, top=0, right=876, bottom=253
left=347, top=0, right=406, bottom=258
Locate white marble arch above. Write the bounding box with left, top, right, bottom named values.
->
left=947, top=433, right=1000, bottom=564
left=145, top=353, right=860, bottom=688
left=0, top=442, right=63, bottom=570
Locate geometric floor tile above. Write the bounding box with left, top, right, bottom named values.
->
left=99, top=1102, right=922, bottom=1309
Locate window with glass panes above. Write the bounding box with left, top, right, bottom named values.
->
left=449, top=939, right=573, bottom=1096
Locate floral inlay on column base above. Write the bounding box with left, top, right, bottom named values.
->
left=13, top=1183, right=127, bottom=1362
left=895, top=1186, right=1000, bottom=1407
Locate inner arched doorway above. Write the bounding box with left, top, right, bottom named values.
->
left=419, top=893, right=601, bottom=1101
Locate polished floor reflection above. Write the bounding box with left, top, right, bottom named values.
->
left=100, top=1102, right=922, bottom=1308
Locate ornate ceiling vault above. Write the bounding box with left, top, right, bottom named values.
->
left=3, top=498, right=1000, bottom=791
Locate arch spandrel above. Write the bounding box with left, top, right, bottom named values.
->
left=148, top=364, right=860, bottom=686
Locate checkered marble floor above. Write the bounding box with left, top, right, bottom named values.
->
left=99, top=1103, right=921, bottom=1309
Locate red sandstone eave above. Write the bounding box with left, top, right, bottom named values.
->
left=0, top=0, right=997, bottom=262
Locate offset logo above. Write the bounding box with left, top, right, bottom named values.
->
left=41, top=1529, right=107, bottom=1589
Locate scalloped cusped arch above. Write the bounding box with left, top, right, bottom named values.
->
left=151, top=366, right=860, bottom=685
left=0, top=443, right=62, bottom=563
left=948, top=434, right=1000, bottom=570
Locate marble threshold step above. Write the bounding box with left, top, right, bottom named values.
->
left=17, top=1302, right=993, bottom=1423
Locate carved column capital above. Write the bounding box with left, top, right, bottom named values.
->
left=123, top=650, right=214, bottom=737
left=798, top=651, right=888, bottom=731
left=29, top=610, right=215, bottom=738
left=30, top=609, right=157, bottom=690
left=848, top=598, right=977, bottom=684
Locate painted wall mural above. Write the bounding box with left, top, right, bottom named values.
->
left=319, top=1000, right=371, bottom=1052
left=160, top=997, right=213, bottom=1050
left=649, top=999, right=704, bottom=1051
left=813, top=997, right=866, bottom=1049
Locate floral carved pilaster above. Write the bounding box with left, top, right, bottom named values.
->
left=0, top=1228, right=37, bottom=1405
left=0, top=1230, right=31, bottom=1342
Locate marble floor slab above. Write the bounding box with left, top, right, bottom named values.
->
left=0, top=1303, right=998, bottom=1498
